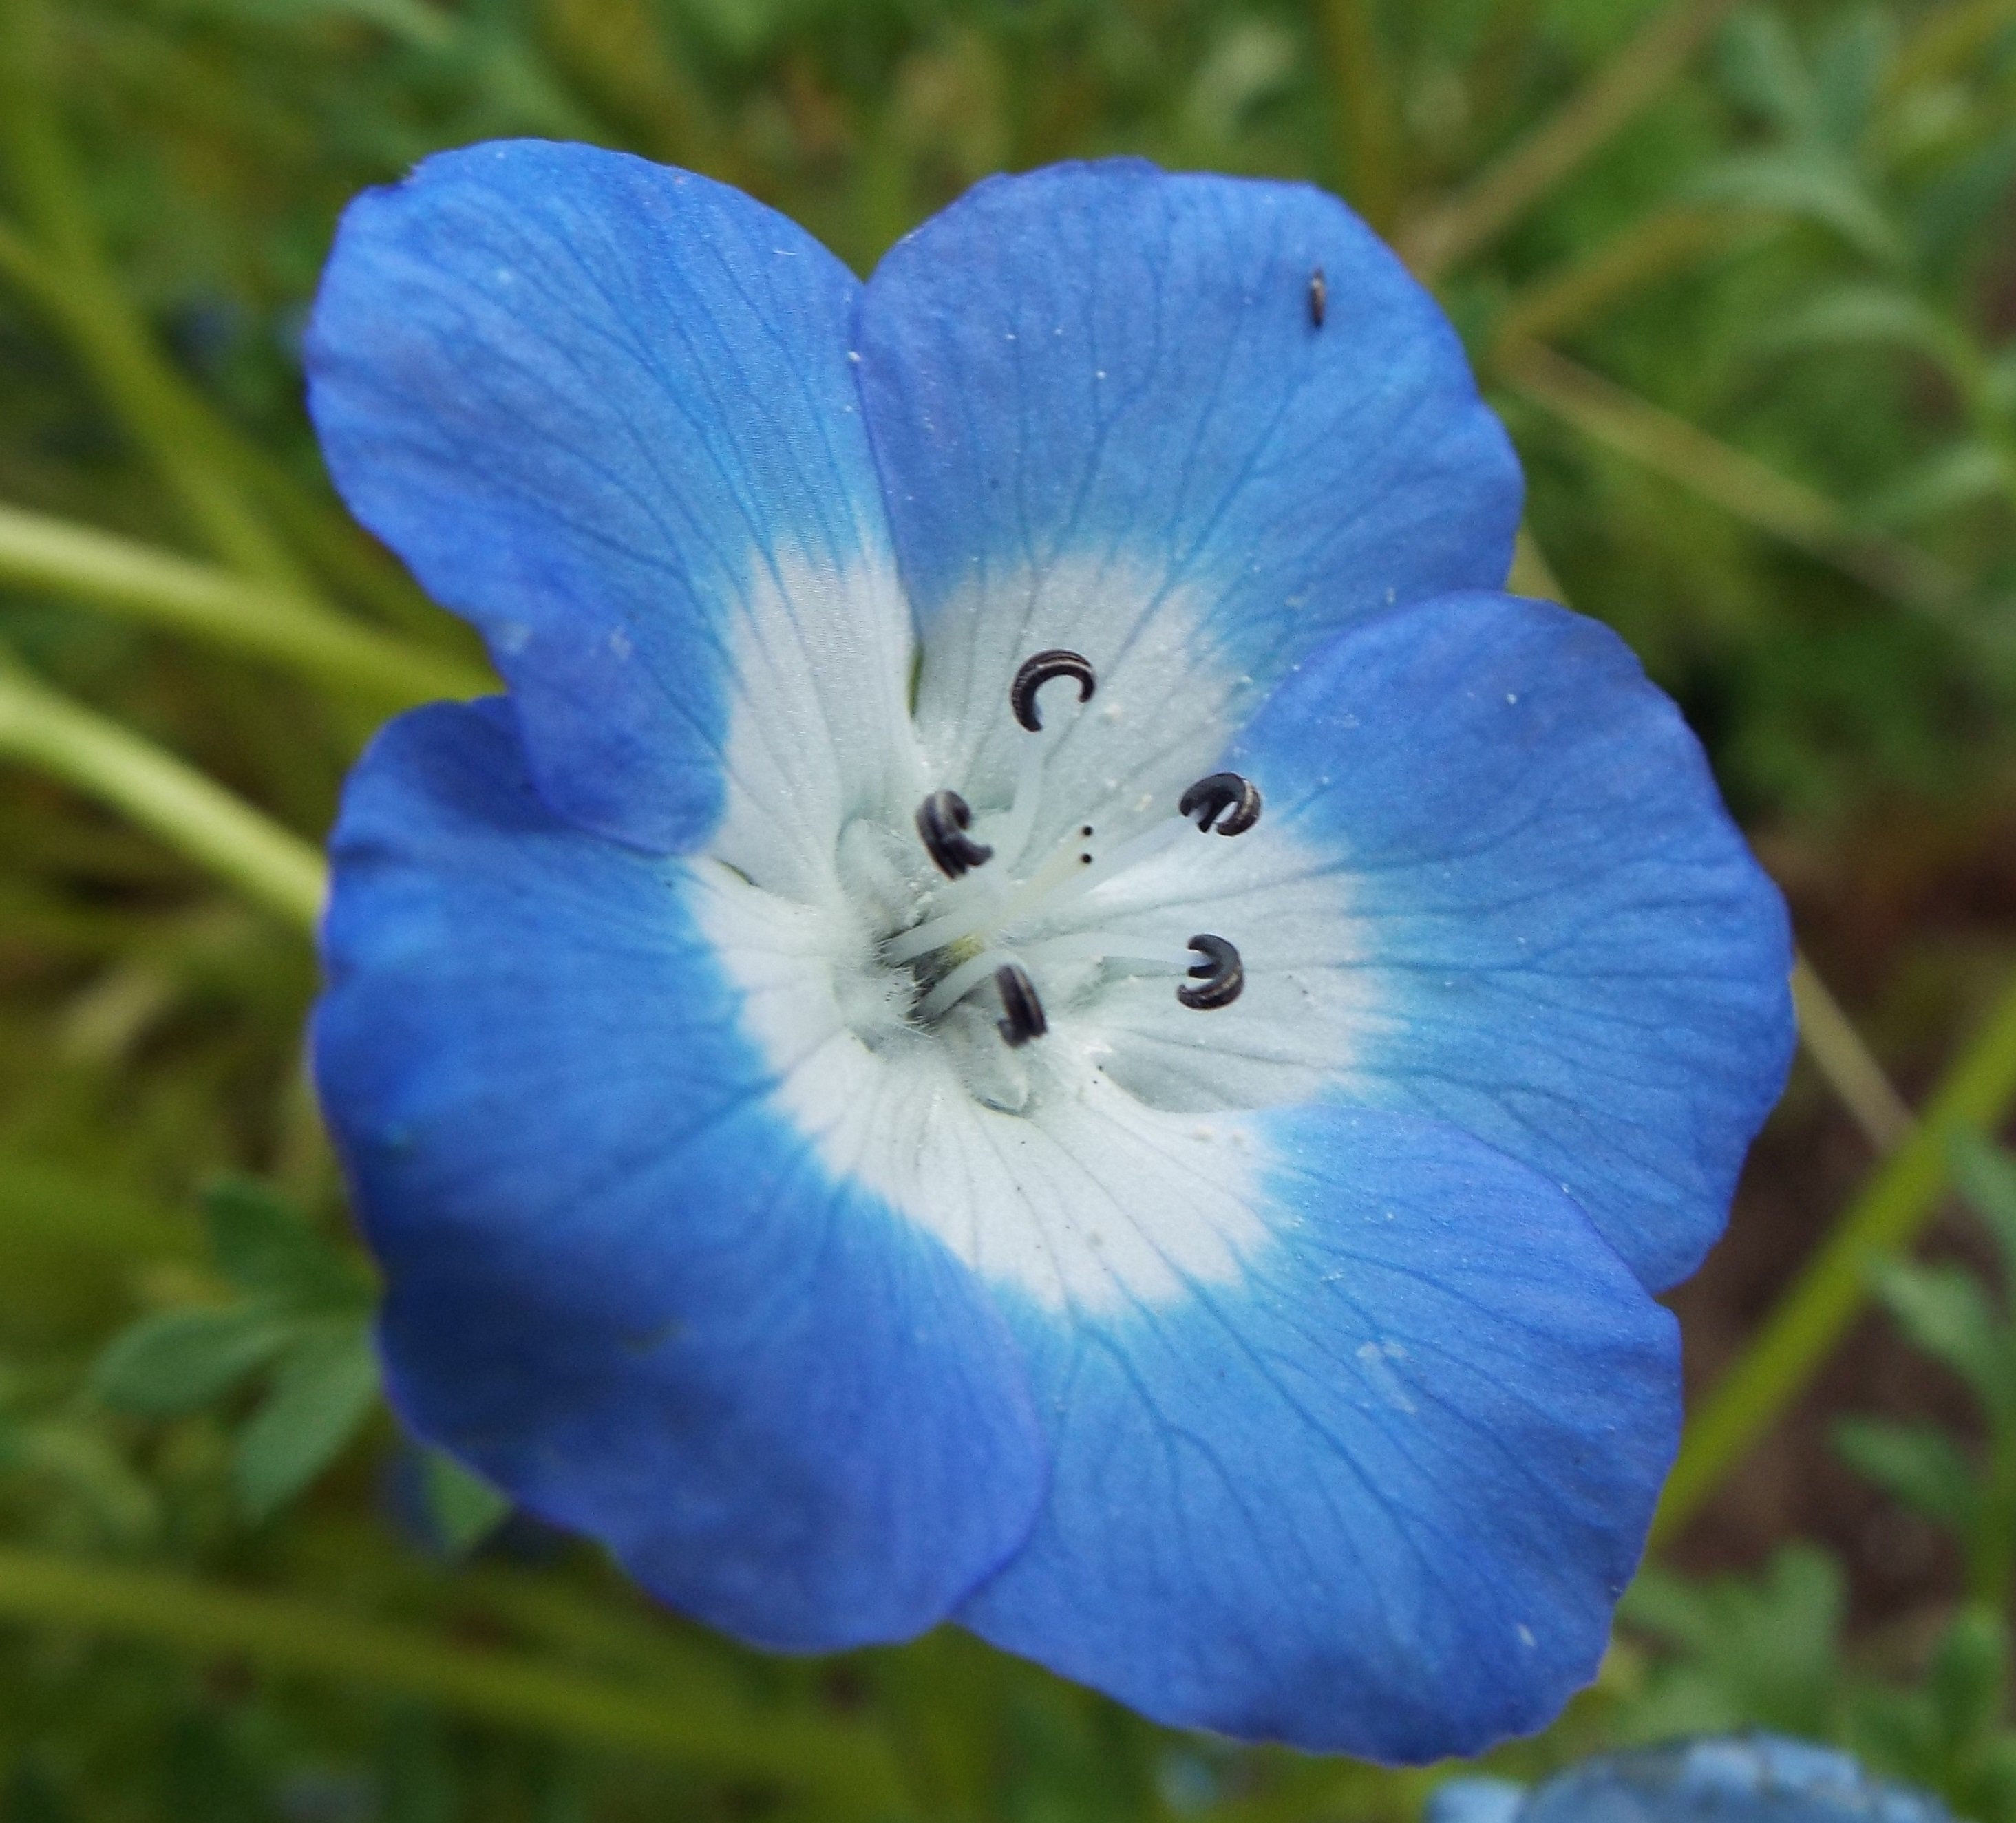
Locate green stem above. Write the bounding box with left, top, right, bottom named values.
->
left=0, top=0, right=438, bottom=632
left=0, top=0, right=304, bottom=590
left=0, top=213, right=444, bottom=639
left=0, top=660, right=327, bottom=930
left=0, top=501, right=491, bottom=707
left=1792, top=954, right=1915, bottom=1155
left=1400, top=0, right=1742, bottom=279
left=1889, top=0, right=2016, bottom=94
left=1507, top=525, right=1567, bottom=599
left=1652, top=961, right=2016, bottom=1546
left=1318, top=0, right=1404, bottom=236
left=0, top=1547, right=904, bottom=1809
left=1500, top=339, right=1966, bottom=617
left=1489, top=206, right=1754, bottom=359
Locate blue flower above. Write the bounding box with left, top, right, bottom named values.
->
left=306, top=143, right=1794, bottom=1759
left=1430, top=1738, right=1953, bottom=1823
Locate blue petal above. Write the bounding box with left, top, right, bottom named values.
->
left=854, top=158, right=1521, bottom=811
left=958, top=1104, right=1679, bottom=1760
left=315, top=699, right=1046, bottom=1649
left=306, top=141, right=913, bottom=857
left=1222, top=591, right=1794, bottom=1292
left=1514, top=1737, right=1955, bottom=1823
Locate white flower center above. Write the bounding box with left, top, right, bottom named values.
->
left=687, top=549, right=1369, bottom=1310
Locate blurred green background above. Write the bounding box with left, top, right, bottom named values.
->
left=3, top=0, right=2016, bottom=1817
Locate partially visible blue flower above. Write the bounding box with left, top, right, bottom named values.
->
left=305, top=143, right=1794, bottom=1759
left=1431, top=1738, right=1954, bottom=1823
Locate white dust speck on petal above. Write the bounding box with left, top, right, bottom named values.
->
left=1355, top=1339, right=1419, bottom=1415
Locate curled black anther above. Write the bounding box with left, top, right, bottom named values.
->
left=1179, top=771, right=1262, bottom=836
left=995, top=964, right=1048, bottom=1047
left=1177, top=935, right=1244, bottom=1011
left=916, top=789, right=993, bottom=879
left=1308, top=267, right=1327, bottom=328
left=1010, top=650, right=1096, bottom=732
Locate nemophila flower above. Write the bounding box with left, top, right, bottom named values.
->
left=306, top=142, right=1794, bottom=1759
left=1430, top=1738, right=1953, bottom=1823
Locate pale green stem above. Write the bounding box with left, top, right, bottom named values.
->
left=0, top=501, right=491, bottom=707
left=1653, top=962, right=2016, bottom=1546
left=1500, top=339, right=1966, bottom=616
left=0, top=661, right=326, bottom=930
left=1400, top=0, right=1743, bottom=279
left=1889, top=0, right=2016, bottom=94
left=0, top=211, right=442, bottom=638
left=1318, top=0, right=1404, bottom=236
left=0, top=1546, right=904, bottom=1810
left=1507, top=526, right=1567, bottom=599
left=0, top=0, right=438, bottom=631
left=0, top=0, right=304, bottom=590
left=1792, top=955, right=1916, bottom=1154
left=1489, top=206, right=1756, bottom=360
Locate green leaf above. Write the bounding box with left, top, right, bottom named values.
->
left=1867, top=443, right=2011, bottom=529
left=231, top=1323, right=381, bottom=1522
left=90, top=1305, right=293, bottom=1416
left=1964, top=1734, right=2016, bottom=1823
left=202, top=1176, right=370, bottom=1312
left=1809, top=6, right=1892, bottom=153
left=420, top=1449, right=513, bottom=1556
left=1931, top=1606, right=2009, bottom=1752
left=1951, top=1131, right=2016, bottom=1282
left=1834, top=1416, right=1980, bottom=1533
left=1693, top=150, right=1906, bottom=264
left=1617, top=1546, right=1847, bottom=1741
left=1871, top=1257, right=2009, bottom=1409
left=10, top=1418, right=158, bottom=1542
left=1763, top=283, right=1975, bottom=378
left=1718, top=9, right=1819, bottom=139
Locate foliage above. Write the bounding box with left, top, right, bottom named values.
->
left=1, top=0, right=2015, bottom=1816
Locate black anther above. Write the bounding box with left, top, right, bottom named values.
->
left=1177, top=935, right=1244, bottom=1011
left=916, top=789, right=993, bottom=879
left=1010, top=650, right=1096, bottom=732
left=1179, top=771, right=1262, bottom=835
left=995, top=964, right=1048, bottom=1047
left=1309, top=268, right=1327, bottom=328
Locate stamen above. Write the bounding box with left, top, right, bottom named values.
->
left=1308, top=267, right=1327, bottom=328
left=988, top=824, right=1094, bottom=927
left=1035, top=815, right=1187, bottom=915
left=1179, top=771, right=1262, bottom=836
left=884, top=823, right=1093, bottom=966
left=1010, top=650, right=1096, bottom=732
left=993, top=732, right=1055, bottom=870
left=1176, top=934, right=1244, bottom=1010
left=913, top=947, right=1015, bottom=1021
left=916, top=789, right=993, bottom=878
left=995, top=964, right=1048, bottom=1047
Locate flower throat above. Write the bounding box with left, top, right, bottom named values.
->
left=882, top=648, right=1260, bottom=1048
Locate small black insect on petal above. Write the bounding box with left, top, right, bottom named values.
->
left=916, top=789, right=993, bottom=879
left=1177, top=934, right=1244, bottom=1010
left=1308, top=267, right=1327, bottom=328
left=1179, top=771, right=1262, bottom=836
left=995, top=963, right=1048, bottom=1047
left=1010, top=650, right=1096, bottom=732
